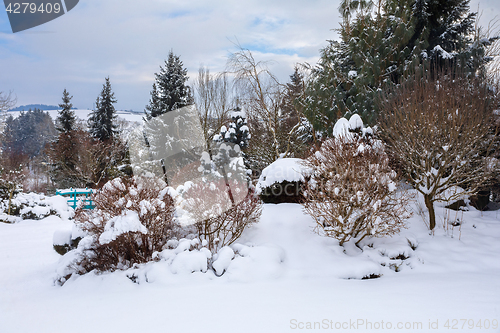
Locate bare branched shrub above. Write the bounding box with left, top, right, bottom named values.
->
left=183, top=180, right=262, bottom=253
left=46, top=127, right=129, bottom=189
left=0, top=91, right=16, bottom=112
left=379, top=71, right=497, bottom=230
left=194, top=67, right=233, bottom=151
left=227, top=45, right=309, bottom=170
left=71, top=176, right=177, bottom=273
left=302, top=133, right=411, bottom=246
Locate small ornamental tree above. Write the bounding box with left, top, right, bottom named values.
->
left=379, top=71, right=496, bottom=230
left=88, top=77, right=118, bottom=142
left=185, top=133, right=262, bottom=253
left=184, top=181, right=262, bottom=253
left=302, top=115, right=411, bottom=246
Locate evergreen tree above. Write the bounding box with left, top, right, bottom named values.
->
left=56, top=88, right=76, bottom=133
left=282, top=67, right=304, bottom=121
left=280, top=68, right=312, bottom=154
left=144, top=83, right=161, bottom=119
left=145, top=51, right=193, bottom=119
left=88, top=77, right=118, bottom=141
left=409, top=0, right=476, bottom=69
left=2, top=109, right=56, bottom=158
left=303, top=0, right=496, bottom=133
left=217, top=107, right=250, bottom=150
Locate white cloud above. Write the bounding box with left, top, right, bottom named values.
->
left=0, top=0, right=497, bottom=111
left=0, top=0, right=343, bottom=110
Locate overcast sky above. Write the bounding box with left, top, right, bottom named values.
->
left=0, top=0, right=499, bottom=112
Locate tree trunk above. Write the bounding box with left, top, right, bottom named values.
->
left=424, top=194, right=436, bottom=230
left=7, top=186, right=14, bottom=216
left=220, top=167, right=235, bottom=206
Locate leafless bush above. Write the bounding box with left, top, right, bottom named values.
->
left=0, top=91, right=16, bottom=112
left=194, top=67, right=233, bottom=151
left=228, top=45, right=308, bottom=168
left=379, top=71, right=496, bottom=229
left=71, top=176, right=177, bottom=273
left=183, top=180, right=262, bottom=253
left=46, top=128, right=129, bottom=189
left=302, top=135, right=411, bottom=246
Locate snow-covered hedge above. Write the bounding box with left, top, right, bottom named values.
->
left=0, top=192, right=72, bottom=223
left=256, top=158, right=311, bottom=203
left=56, top=177, right=179, bottom=282
left=56, top=174, right=264, bottom=283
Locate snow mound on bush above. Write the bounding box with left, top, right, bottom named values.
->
left=256, top=158, right=311, bottom=194
left=332, top=113, right=374, bottom=139
left=99, top=211, right=148, bottom=245
left=1, top=192, right=73, bottom=222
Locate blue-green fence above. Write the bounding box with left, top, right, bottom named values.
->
left=56, top=188, right=95, bottom=209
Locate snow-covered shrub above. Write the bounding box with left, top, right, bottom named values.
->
left=0, top=192, right=71, bottom=223
left=63, top=176, right=178, bottom=277
left=53, top=229, right=74, bottom=255
left=183, top=181, right=262, bottom=253
left=0, top=171, right=23, bottom=219
left=302, top=115, right=411, bottom=246
left=256, top=158, right=311, bottom=203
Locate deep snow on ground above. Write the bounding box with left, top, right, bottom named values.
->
left=0, top=194, right=499, bottom=333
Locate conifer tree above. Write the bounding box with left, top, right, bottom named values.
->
left=409, top=0, right=476, bottom=69
left=88, top=77, right=118, bottom=141
left=303, top=0, right=496, bottom=133
left=56, top=89, right=76, bottom=134
left=2, top=109, right=56, bottom=158
left=145, top=51, right=193, bottom=119
left=217, top=107, right=250, bottom=150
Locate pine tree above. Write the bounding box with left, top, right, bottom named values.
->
left=56, top=89, right=76, bottom=134
left=144, top=83, right=161, bottom=119
left=409, top=0, right=476, bottom=69
left=282, top=67, right=303, bottom=121
left=303, top=0, right=495, bottom=133
left=145, top=51, right=193, bottom=119
left=2, top=109, right=56, bottom=158
left=280, top=68, right=312, bottom=154
left=88, top=77, right=118, bottom=141
left=217, top=107, right=250, bottom=150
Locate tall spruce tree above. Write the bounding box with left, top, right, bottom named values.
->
left=88, top=77, right=118, bottom=141
left=145, top=51, right=193, bottom=119
left=409, top=0, right=476, bottom=69
left=56, top=89, right=76, bottom=133
left=303, top=0, right=496, bottom=133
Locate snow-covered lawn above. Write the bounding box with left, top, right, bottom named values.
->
left=1, top=196, right=499, bottom=333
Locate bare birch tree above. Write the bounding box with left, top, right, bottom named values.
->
left=194, top=67, right=233, bottom=151
left=227, top=46, right=311, bottom=170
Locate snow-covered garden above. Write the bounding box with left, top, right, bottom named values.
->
left=0, top=188, right=499, bottom=332
left=2, top=1, right=500, bottom=330
left=0, top=112, right=499, bottom=333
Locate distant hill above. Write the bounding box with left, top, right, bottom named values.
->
left=8, top=104, right=78, bottom=111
